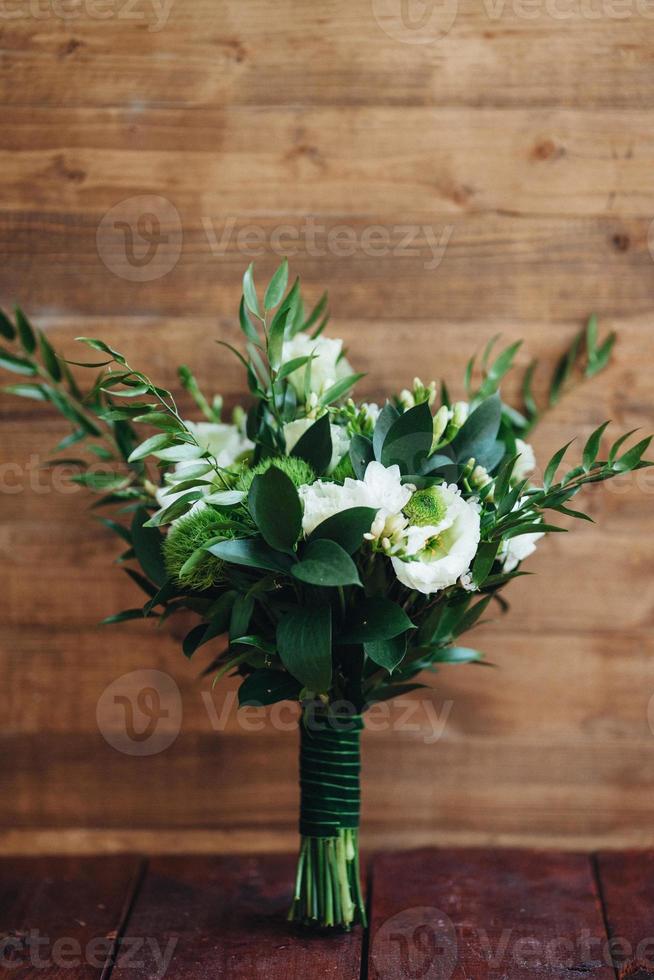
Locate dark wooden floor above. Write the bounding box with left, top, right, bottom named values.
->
left=1, top=849, right=653, bottom=978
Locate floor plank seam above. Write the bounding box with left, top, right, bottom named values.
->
left=100, top=856, right=149, bottom=980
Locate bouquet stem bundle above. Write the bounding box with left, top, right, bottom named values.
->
left=289, top=710, right=366, bottom=928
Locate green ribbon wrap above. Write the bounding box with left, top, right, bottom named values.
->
left=299, top=712, right=364, bottom=838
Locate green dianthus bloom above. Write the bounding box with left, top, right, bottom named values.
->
left=164, top=507, right=238, bottom=591
left=330, top=454, right=355, bottom=484
left=404, top=486, right=448, bottom=527
left=237, top=456, right=316, bottom=494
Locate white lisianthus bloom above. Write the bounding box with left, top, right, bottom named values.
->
left=156, top=421, right=252, bottom=514
left=391, top=485, right=481, bottom=595
left=499, top=497, right=544, bottom=572
left=513, top=438, right=536, bottom=483
left=283, top=418, right=350, bottom=474
left=298, top=461, right=412, bottom=537
left=281, top=333, right=352, bottom=400
left=500, top=530, right=544, bottom=573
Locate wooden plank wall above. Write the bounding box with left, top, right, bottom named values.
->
left=1, top=0, right=653, bottom=854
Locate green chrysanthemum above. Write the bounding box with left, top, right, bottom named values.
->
left=330, top=453, right=355, bottom=484
left=164, top=507, right=237, bottom=590
left=237, top=456, right=316, bottom=494
left=404, top=486, right=448, bottom=527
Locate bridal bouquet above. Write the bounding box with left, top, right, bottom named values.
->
left=1, top=261, right=650, bottom=929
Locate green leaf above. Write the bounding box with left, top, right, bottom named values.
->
left=309, top=506, right=377, bottom=553
left=264, top=257, right=289, bottom=310
left=472, top=540, right=500, bottom=587
left=608, top=429, right=638, bottom=465
left=366, top=683, right=427, bottom=704
left=477, top=340, right=522, bottom=399
left=340, top=598, right=415, bottom=644
left=0, top=309, right=15, bottom=340
left=450, top=393, right=502, bottom=468
left=582, top=421, right=610, bottom=472
left=238, top=296, right=260, bottom=345
left=290, top=413, right=333, bottom=475
left=131, top=507, right=167, bottom=586
left=521, top=360, right=538, bottom=421
left=76, top=337, right=127, bottom=365
left=549, top=329, right=582, bottom=406
left=319, top=373, right=365, bottom=407
left=349, top=435, right=374, bottom=480
left=372, top=402, right=400, bottom=460
left=128, top=432, right=174, bottom=462
left=381, top=401, right=433, bottom=472
left=433, top=646, right=484, bottom=664
left=277, top=605, right=332, bottom=691
left=207, top=537, right=294, bottom=573
left=230, top=593, right=255, bottom=641
left=101, top=608, right=154, bottom=625
left=543, top=440, right=574, bottom=490
left=0, top=345, right=37, bottom=376
left=613, top=435, right=652, bottom=473
left=2, top=382, right=47, bottom=400
left=242, top=262, right=261, bottom=319
left=249, top=466, right=302, bottom=553
left=97, top=517, right=132, bottom=544
left=586, top=332, right=616, bottom=379
left=276, top=355, right=312, bottom=382
left=302, top=291, right=328, bottom=331
left=153, top=443, right=206, bottom=463
left=14, top=307, right=36, bottom=354
left=292, top=539, right=362, bottom=587
left=37, top=330, right=62, bottom=381
left=364, top=633, right=408, bottom=674
left=238, top=670, right=302, bottom=707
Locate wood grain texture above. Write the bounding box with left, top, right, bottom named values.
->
left=0, top=2, right=652, bottom=110
left=368, top=849, right=614, bottom=979
left=0, top=0, right=653, bottom=852
left=596, top=851, right=654, bottom=978
left=0, top=856, right=141, bottom=979
left=110, top=855, right=363, bottom=979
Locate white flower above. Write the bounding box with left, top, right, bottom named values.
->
left=360, top=402, right=380, bottom=427
left=499, top=497, right=544, bottom=572
left=298, top=461, right=412, bottom=536
left=283, top=418, right=350, bottom=474
left=500, top=530, right=543, bottom=572
left=281, top=333, right=352, bottom=400
left=513, top=438, right=536, bottom=483
left=156, top=421, right=252, bottom=515
left=391, top=485, right=481, bottom=595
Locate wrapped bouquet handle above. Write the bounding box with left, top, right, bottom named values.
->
left=0, top=260, right=650, bottom=932
left=291, top=710, right=366, bottom=927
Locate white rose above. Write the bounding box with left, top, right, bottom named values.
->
left=391, top=485, right=481, bottom=595
left=298, top=460, right=412, bottom=537
left=513, top=438, right=536, bottom=483
left=283, top=418, right=350, bottom=474
left=281, top=333, right=352, bottom=400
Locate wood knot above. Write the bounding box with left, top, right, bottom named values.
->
left=59, top=37, right=83, bottom=58
left=612, top=232, right=630, bottom=252
left=531, top=139, right=563, bottom=161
